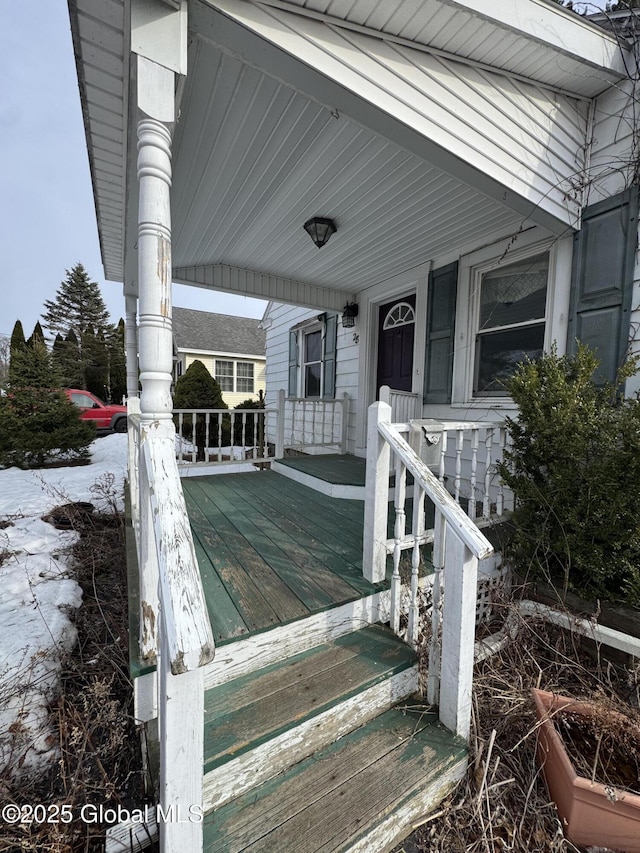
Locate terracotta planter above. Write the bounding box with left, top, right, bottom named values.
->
left=532, top=688, right=640, bottom=852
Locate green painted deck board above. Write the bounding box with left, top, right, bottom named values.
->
left=191, top=537, right=250, bottom=643
left=181, top=471, right=387, bottom=646
left=204, top=706, right=466, bottom=853
left=203, top=626, right=415, bottom=773
left=219, top=474, right=378, bottom=595
left=184, top=479, right=309, bottom=626
left=235, top=472, right=368, bottom=560
left=196, top=475, right=360, bottom=606
left=278, top=453, right=367, bottom=486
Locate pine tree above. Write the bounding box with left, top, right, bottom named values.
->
left=27, top=321, right=45, bottom=349
left=83, top=325, right=110, bottom=399
left=109, top=319, right=127, bottom=403
left=41, top=263, right=115, bottom=390
left=9, top=320, right=26, bottom=384
left=0, top=336, right=95, bottom=469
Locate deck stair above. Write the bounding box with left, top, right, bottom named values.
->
left=200, top=623, right=467, bottom=852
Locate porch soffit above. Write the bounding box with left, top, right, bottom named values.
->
left=170, top=31, right=526, bottom=300
left=200, top=1, right=588, bottom=234
left=248, top=0, right=627, bottom=99
left=69, top=0, right=616, bottom=293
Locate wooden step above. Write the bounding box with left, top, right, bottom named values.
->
left=203, top=625, right=418, bottom=810
left=203, top=705, right=468, bottom=853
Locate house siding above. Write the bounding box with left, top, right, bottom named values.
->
left=181, top=352, right=266, bottom=409
left=265, top=303, right=360, bottom=453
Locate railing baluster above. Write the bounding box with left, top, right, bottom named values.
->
left=391, top=456, right=406, bottom=635
left=439, top=429, right=448, bottom=484
left=469, top=429, right=478, bottom=520
left=191, top=413, right=196, bottom=464
left=454, top=429, right=463, bottom=504
left=217, top=413, right=223, bottom=462
left=483, top=428, right=494, bottom=519
left=427, top=508, right=445, bottom=706
left=408, top=481, right=424, bottom=648
left=497, top=427, right=506, bottom=516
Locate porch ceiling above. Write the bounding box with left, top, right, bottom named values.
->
left=171, top=33, right=523, bottom=302
left=69, top=0, right=627, bottom=307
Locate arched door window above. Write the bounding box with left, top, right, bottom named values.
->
left=383, top=302, right=415, bottom=330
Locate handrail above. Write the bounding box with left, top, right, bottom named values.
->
left=364, top=400, right=495, bottom=740
left=377, top=420, right=493, bottom=560
left=141, top=422, right=215, bottom=673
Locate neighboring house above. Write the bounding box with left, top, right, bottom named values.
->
left=68, top=2, right=640, bottom=851
left=172, top=306, right=266, bottom=407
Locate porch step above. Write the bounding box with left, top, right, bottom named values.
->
left=203, top=704, right=468, bottom=853
left=203, top=624, right=418, bottom=809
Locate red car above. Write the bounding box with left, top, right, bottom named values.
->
left=65, top=389, right=128, bottom=433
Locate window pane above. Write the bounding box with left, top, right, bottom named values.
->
left=480, top=252, right=548, bottom=330
left=215, top=360, right=234, bottom=392
left=304, top=330, right=321, bottom=362
left=475, top=323, right=545, bottom=394
left=305, top=363, right=321, bottom=397
left=237, top=362, right=254, bottom=393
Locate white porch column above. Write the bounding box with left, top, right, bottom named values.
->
left=135, top=55, right=176, bottom=667
left=137, top=57, right=175, bottom=424
left=125, top=294, right=139, bottom=398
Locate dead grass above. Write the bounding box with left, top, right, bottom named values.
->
left=397, top=594, right=640, bottom=853
left=0, top=497, right=151, bottom=852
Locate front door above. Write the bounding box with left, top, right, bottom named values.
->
left=376, top=295, right=416, bottom=394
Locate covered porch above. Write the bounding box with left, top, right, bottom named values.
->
left=68, top=1, right=631, bottom=850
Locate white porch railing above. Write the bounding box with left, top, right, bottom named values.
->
left=410, top=419, right=512, bottom=522
left=127, top=406, right=214, bottom=851
left=379, top=385, right=421, bottom=424
left=174, top=405, right=276, bottom=466
left=364, top=401, right=494, bottom=741
left=281, top=389, right=349, bottom=454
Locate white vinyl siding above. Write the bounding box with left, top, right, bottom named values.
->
left=264, top=304, right=360, bottom=453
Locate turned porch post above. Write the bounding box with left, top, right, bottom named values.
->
left=125, top=294, right=139, bottom=399
left=137, top=68, right=174, bottom=425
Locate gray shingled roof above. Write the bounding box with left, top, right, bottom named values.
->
left=173, top=307, right=266, bottom=357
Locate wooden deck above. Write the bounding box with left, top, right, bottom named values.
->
left=182, top=470, right=390, bottom=647
left=275, top=453, right=368, bottom=486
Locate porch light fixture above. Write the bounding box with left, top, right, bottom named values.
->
left=303, top=217, right=337, bottom=248
left=342, top=302, right=359, bottom=328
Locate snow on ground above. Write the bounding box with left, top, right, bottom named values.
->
left=0, top=434, right=127, bottom=781
left=0, top=434, right=256, bottom=781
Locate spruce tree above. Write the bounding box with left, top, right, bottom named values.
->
left=9, top=320, right=26, bottom=383
left=41, top=263, right=115, bottom=390
left=109, top=319, right=127, bottom=403
left=27, top=321, right=45, bottom=349
left=0, top=336, right=95, bottom=469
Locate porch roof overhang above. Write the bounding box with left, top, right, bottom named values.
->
left=69, top=0, right=630, bottom=311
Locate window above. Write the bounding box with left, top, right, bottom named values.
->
left=473, top=251, right=549, bottom=396
left=303, top=328, right=322, bottom=397
left=288, top=313, right=337, bottom=399
left=236, top=362, right=254, bottom=394
left=383, top=302, right=415, bottom=329
left=214, top=360, right=255, bottom=393
left=215, top=360, right=234, bottom=392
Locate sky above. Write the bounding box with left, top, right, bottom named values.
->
left=0, top=2, right=267, bottom=341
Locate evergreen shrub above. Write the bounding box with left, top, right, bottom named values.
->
left=0, top=338, right=95, bottom=469
left=173, top=360, right=229, bottom=457
left=497, top=345, right=640, bottom=606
